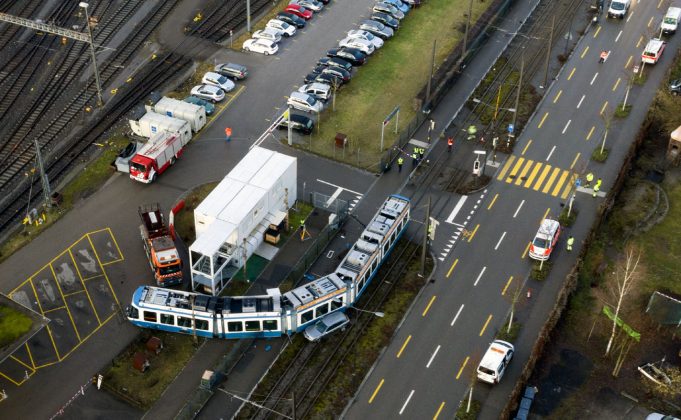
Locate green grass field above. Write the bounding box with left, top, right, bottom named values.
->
left=304, top=0, right=489, bottom=169
left=0, top=306, right=33, bottom=348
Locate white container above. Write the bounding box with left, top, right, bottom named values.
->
left=146, top=97, right=206, bottom=133
left=129, top=112, right=192, bottom=144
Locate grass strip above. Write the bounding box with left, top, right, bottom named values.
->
left=0, top=305, right=33, bottom=348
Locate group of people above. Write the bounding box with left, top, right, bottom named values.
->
left=584, top=172, right=602, bottom=197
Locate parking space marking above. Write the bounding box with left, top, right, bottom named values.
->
left=49, top=264, right=82, bottom=342
left=87, top=234, right=121, bottom=307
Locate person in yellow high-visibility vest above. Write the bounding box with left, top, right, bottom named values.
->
left=566, top=236, right=574, bottom=252
left=397, top=156, right=404, bottom=172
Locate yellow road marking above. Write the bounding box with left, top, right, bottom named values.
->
left=551, top=170, right=570, bottom=196
left=479, top=314, right=493, bottom=336
left=625, top=55, right=633, bottom=69
left=537, top=112, right=549, bottom=129
left=593, top=26, right=602, bottom=38
left=0, top=371, right=23, bottom=386
left=49, top=264, right=82, bottom=342
left=567, top=67, right=576, bottom=80
left=433, top=402, right=446, bottom=420
left=10, top=355, right=34, bottom=372
left=521, top=242, right=531, bottom=259
left=496, top=155, right=516, bottom=180
left=648, top=16, right=654, bottom=27
left=42, top=306, right=67, bottom=314
left=533, top=165, right=552, bottom=191
left=553, top=90, right=562, bottom=103
left=422, top=295, right=437, bottom=317
left=580, top=46, right=589, bottom=59
left=561, top=174, right=577, bottom=199
left=26, top=343, right=36, bottom=369
left=506, top=157, right=526, bottom=182
left=369, top=379, right=385, bottom=403
left=542, top=168, right=561, bottom=194
left=515, top=160, right=534, bottom=185
left=467, top=224, right=480, bottom=242
left=201, top=85, right=245, bottom=133
left=69, top=249, right=102, bottom=324
left=542, top=207, right=551, bottom=220
left=397, top=335, right=412, bottom=358
left=487, top=194, right=499, bottom=210
left=612, top=77, right=621, bottom=91
left=456, top=356, right=470, bottom=380
left=521, top=140, right=532, bottom=155
left=586, top=126, right=595, bottom=141
left=636, top=35, right=644, bottom=48
left=600, top=101, right=609, bottom=115
left=87, top=233, right=121, bottom=307
left=524, top=162, right=542, bottom=188
left=446, top=259, right=459, bottom=278
left=658, top=0, right=663, bottom=7
left=570, top=153, right=581, bottom=169
left=501, top=276, right=514, bottom=295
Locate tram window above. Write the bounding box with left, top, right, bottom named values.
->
left=178, top=317, right=193, bottom=328
left=331, top=299, right=343, bottom=311
left=245, top=321, right=261, bottom=332
left=195, top=319, right=209, bottom=330
left=315, top=303, right=329, bottom=318
left=263, top=320, right=278, bottom=331
left=143, top=311, right=157, bottom=323
left=300, top=309, right=313, bottom=324
left=227, top=322, right=243, bottom=332
left=372, top=258, right=379, bottom=272
left=160, top=314, right=175, bottom=325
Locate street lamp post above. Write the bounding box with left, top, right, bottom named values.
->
left=347, top=306, right=384, bottom=318
left=79, top=2, right=103, bottom=106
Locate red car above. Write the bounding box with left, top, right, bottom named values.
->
left=284, top=4, right=313, bottom=20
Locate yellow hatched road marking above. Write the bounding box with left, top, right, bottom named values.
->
left=506, top=157, right=526, bottom=182
left=521, top=140, right=532, bottom=155
left=537, top=112, right=549, bottom=128
left=586, top=126, right=595, bottom=140
left=521, top=242, right=531, bottom=259
left=397, top=335, right=412, bottom=358
left=551, top=170, right=570, bottom=196
left=612, top=77, right=621, bottom=91
left=533, top=165, right=552, bottom=190
left=422, top=295, right=437, bottom=317
left=487, top=194, right=499, bottom=210
left=433, top=402, right=446, bottom=420
left=542, top=168, right=561, bottom=194
left=561, top=174, right=577, bottom=199
left=515, top=160, right=534, bottom=185
left=467, top=224, right=480, bottom=242
left=456, top=356, right=470, bottom=380
left=479, top=314, right=493, bottom=336
left=496, top=155, right=516, bottom=180
left=567, top=67, right=576, bottom=80
left=570, top=153, right=581, bottom=169
left=553, top=90, right=562, bottom=103
left=524, top=162, right=543, bottom=187
left=501, top=276, right=514, bottom=295
left=593, top=26, right=602, bottom=38
left=580, top=46, right=589, bottom=59
left=369, top=379, right=385, bottom=403
left=447, top=259, right=459, bottom=278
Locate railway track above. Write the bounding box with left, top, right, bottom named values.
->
left=191, top=0, right=274, bottom=43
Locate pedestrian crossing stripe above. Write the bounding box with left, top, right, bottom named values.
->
left=497, top=156, right=576, bottom=199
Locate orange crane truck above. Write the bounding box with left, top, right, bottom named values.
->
left=139, top=204, right=183, bottom=287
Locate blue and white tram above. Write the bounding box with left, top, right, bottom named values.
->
left=125, top=194, right=411, bottom=339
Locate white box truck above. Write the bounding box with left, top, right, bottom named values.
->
left=661, top=6, right=681, bottom=34
left=145, top=97, right=206, bottom=133
left=129, top=112, right=192, bottom=144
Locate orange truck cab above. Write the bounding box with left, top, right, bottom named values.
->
left=139, top=204, right=183, bottom=287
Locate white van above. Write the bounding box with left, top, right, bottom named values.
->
left=477, top=340, right=515, bottom=384
left=642, top=38, right=667, bottom=64
left=661, top=7, right=681, bottom=34
left=607, top=0, right=630, bottom=18
left=287, top=91, right=323, bottom=113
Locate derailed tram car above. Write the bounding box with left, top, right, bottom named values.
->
left=126, top=194, right=410, bottom=339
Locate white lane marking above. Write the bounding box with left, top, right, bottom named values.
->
left=325, top=187, right=343, bottom=207
left=513, top=200, right=525, bottom=218
left=626, top=10, right=634, bottom=22
left=474, top=266, right=487, bottom=286
left=399, top=390, right=415, bottom=415
left=446, top=196, right=468, bottom=224
left=316, top=178, right=363, bottom=196
left=577, top=94, right=585, bottom=108
left=451, top=304, right=465, bottom=326
left=615, top=30, right=623, bottom=42
left=562, top=119, right=571, bottom=134
left=494, top=232, right=507, bottom=250
left=426, top=345, right=441, bottom=368
left=590, top=72, right=598, bottom=85
left=546, top=145, right=556, bottom=161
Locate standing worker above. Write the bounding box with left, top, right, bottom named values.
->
left=412, top=152, right=418, bottom=167
left=595, top=177, right=602, bottom=190
left=585, top=172, right=594, bottom=187
left=418, top=147, right=425, bottom=161
left=593, top=182, right=600, bottom=197
left=397, top=156, right=404, bottom=172
left=225, top=127, right=232, bottom=142
left=566, top=236, right=574, bottom=252
left=447, top=137, right=454, bottom=152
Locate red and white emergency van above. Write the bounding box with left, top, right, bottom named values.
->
left=642, top=38, right=666, bottom=64
left=129, top=132, right=187, bottom=183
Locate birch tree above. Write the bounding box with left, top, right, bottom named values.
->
left=605, top=247, right=641, bottom=356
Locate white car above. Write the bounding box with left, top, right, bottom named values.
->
left=338, top=37, right=375, bottom=55
left=290, top=0, right=323, bottom=12
left=201, top=72, right=235, bottom=92
left=347, top=29, right=384, bottom=49
left=252, top=28, right=282, bottom=43
left=190, top=84, right=225, bottom=103
left=287, top=91, right=323, bottom=113
left=266, top=19, right=296, bottom=37
left=242, top=38, right=279, bottom=55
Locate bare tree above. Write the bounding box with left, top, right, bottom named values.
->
left=604, top=247, right=641, bottom=356
left=466, top=354, right=481, bottom=413
left=506, top=280, right=525, bottom=333
left=600, top=104, right=614, bottom=155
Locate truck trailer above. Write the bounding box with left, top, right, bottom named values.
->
left=129, top=111, right=192, bottom=144
left=129, top=132, right=188, bottom=183
left=139, top=204, right=183, bottom=287
left=146, top=97, right=206, bottom=133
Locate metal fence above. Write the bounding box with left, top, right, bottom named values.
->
left=310, top=191, right=350, bottom=220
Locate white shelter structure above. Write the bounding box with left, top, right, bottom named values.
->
left=190, top=147, right=297, bottom=295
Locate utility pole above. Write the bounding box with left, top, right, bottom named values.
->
left=542, top=16, right=555, bottom=89
left=425, top=39, right=437, bottom=109
left=79, top=3, right=103, bottom=106
left=420, top=196, right=431, bottom=276
left=462, top=0, right=474, bottom=60
left=34, top=138, right=52, bottom=208
left=246, top=0, right=251, bottom=32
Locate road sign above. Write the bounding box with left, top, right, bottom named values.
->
left=383, top=106, right=400, bottom=126
left=508, top=124, right=514, bottom=133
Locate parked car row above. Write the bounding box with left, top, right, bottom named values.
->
left=185, top=63, right=249, bottom=107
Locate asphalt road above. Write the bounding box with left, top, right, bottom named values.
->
left=344, top=0, right=680, bottom=418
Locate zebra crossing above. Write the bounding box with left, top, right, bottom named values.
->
left=496, top=155, right=577, bottom=199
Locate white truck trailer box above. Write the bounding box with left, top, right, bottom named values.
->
left=218, top=184, right=269, bottom=241
left=226, top=147, right=275, bottom=184
left=146, top=97, right=206, bottom=133
left=129, top=111, right=192, bottom=144
left=250, top=152, right=297, bottom=211
left=194, top=179, right=246, bottom=238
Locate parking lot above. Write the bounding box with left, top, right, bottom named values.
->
left=0, top=229, right=123, bottom=386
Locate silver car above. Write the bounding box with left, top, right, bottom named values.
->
left=359, top=19, right=394, bottom=39
left=373, top=2, right=405, bottom=19
left=303, top=311, right=349, bottom=341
